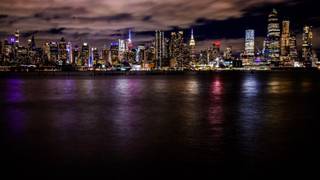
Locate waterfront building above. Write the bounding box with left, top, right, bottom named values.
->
left=189, top=29, right=196, bottom=63
left=267, top=9, right=281, bottom=64
left=67, top=42, right=72, bottom=64
left=302, top=26, right=313, bottom=66
left=49, top=42, right=58, bottom=63
left=118, top=39, right=125, bottom=62
left=223, top=47, right=233, bottom=60
left=102, top=47, right=111, bottom=66
left=208, top=41, right=221, bottom=62
left=155, top=30, right=165, bottom=69
left=110, top=42, right=119, bottom=65
left=244, top=29, right=255, bottom=65
left=14, top=29, right=20, bottom=46
left=280, top=20, right=290, bottom=63
left=72, top=45, right=80, bottom=65
left=81, top=42, right=90, bottom=66
left=169, top=31, right=186, bottom=69
left=136, top=45, right=146, bottom=64
left=126, top=29, right=133, bottom=51
left=92, top=47, right=100, bottom=65
left=58, top=37, right=67, bottom=65
left=27, top=35, right=36, bottom=51
left=289, top=33, right=298, bottom=63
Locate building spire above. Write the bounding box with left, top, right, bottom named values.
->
left=189, top=28, right=195, bottom=46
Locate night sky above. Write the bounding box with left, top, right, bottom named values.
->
left=0, top=0, right=319, bottom=53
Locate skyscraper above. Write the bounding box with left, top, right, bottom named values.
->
left=49, top=42, right=58, bottom=63
left=280, top=20, right=290, bottom=62
left=155, top=30, right=165, bottom=69
left=28, top=34, right=36, bottom=51
left=267, top=9, right=281, bottom=64
left=118, top=39, right=125, bottom=61
left=302, top=26, right=313, bottom=65
left=73, top=45, right=80, bottom=65
left=58, top=37, right=67, bottom=65
left=169, top=31, right=184, bottom=68
left=126, top=29, right=133, bottom=51
left=244, top=29, right=255, bottom=64
left=81, top=43, right=90, bottom=66
left=289, top=33, right=298, bottom=62
left=67, top=42, right=72, bottom=64
left=189, top=29, right=196, bottom=62
left=14, top=29, right=20, bottom=46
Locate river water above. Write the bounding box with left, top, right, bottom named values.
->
left=0, top=72, right=319, bottom=177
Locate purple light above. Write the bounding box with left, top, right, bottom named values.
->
left=10, top=37, right=16, bottom=43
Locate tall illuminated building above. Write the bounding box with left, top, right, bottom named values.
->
left=91, top=48, right=99, bottom=65
left=81, top=42, right=90, bottom=66
left=244, top=29, right=255, bottom=64
left=223, top=47, right=232, bottom=60
left=126, top=29, right=133, bottom=51
left=102, top=47, right=111, bottom=65
left=267, top=9, right=281, bottom=63
left=189, top=29, right=196, bottom=62
left=155, top=30, right=165, bottom=69
left=66, top=42, right=72, bottom=64
left=302, top=26, right=313, bottom=65
left=58, top=37, right=67, bottom=65
left=136, top=45, right=146, bottom=64
left=280, top=20, right=290, bottom=62
left=27, top=35, right=36, bottom=51
left=208, top=41, right=221, bottom=61
left=72, top=45, right=80, bottom=65
left=169, top=31, right=184, bottom=68
left=289, top=33, right=298, bottom=62
left=110, top=42, right=119, bottom=65
left=49, top=42, right=58, bottom=63
left=118, top=39, right=125, bottom=61
left=14, top=29, right=20, bottom=46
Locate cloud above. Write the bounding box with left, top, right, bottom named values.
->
left=0, top=0, right=293, bottom=50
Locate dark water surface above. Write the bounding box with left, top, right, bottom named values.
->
left=0, top=72, right=319, bottom=177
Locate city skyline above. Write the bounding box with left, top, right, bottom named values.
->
left=1, top=0, right=320, bottom=52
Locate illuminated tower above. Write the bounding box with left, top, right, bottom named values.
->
left=49, top=42, right=58, bottom=63
left=289, top=34, right=298, bottom=62
left=67, top=42, right=72, bottom=64
left=58, top=37, right=67, bottom=65
left=280, top=20, right=290, bottom=62
left=91, top=47, right=99, bottom=65
left=267, top=9, right=281, bottom=64
left=27, top=34, right=36, bottom=51
left=81, top=42, right=90, bottom=66
left=126, top=29, right=133, bottom=51
left=155, top=30, right=165, bottom=69
left=110, top=42, right=119, bottom=65
left=118, top=39, right=125, bottom=62
left=245, top=29, right=255, bottom=64
left=14, top=29, right=20, bottom=46
left=189, top=29, right=196, bottom=62
left=73, top=45, right=80, bottom=65
left=302, top=26, right=313, bottom=65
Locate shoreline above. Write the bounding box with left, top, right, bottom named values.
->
left=1, top=68, right=320, bottom=77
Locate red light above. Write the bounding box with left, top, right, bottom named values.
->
left=213, top=40, right=221, bottom=47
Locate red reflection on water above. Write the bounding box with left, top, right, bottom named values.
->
left=208, top=77, right=224, bottom=143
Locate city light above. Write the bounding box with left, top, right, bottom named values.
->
left=0, top=8, right=319, bottom=72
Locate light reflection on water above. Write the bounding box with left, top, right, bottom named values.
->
left=1, top=72, right=319, bottom=172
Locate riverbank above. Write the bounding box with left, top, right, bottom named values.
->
left=0, top=68, right=319, bottom=78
